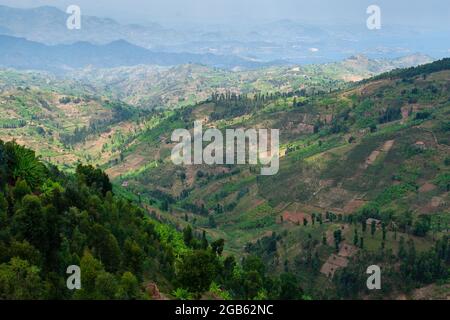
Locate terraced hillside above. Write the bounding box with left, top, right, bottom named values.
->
left=107, top=59, right=450, bottom=299
left=0, top=58, right=449, bottom=299
left=69, top=53, right=432, bottom=109
left=0, top=55, right=425, bottom=170
left=0, top=85, right=141, bottom=168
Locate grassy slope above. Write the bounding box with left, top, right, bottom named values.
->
left=0, top=57, right=448, bottom=298
left=108, top=61, right=450, bottom=298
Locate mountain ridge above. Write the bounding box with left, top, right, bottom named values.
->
left=0, top=34, right=274, bottom=72
left=1, top=5, right=449, bottom=64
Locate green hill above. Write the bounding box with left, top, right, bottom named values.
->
left=106, top=58, right=450, bottom=299
left=0, top=140, right=180, bottom=299
left=0, top=58, right=449, bottom=299
left=0, top=140, right=313, bottom=300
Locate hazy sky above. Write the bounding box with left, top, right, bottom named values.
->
left=1, top=0, right=449, bottom=28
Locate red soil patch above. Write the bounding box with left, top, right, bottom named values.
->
left=338, top=244, right=359, bottom=258
left=431, top=196, right=445, bottom=208
left=281, top=211, right=310, bottom=224
left=401, top=107, right=411, bottom=122
left=410, top=283, right=450, bottom=300
left=343, top=199, right=366, bottom=214
left=418, top=183, right=437, bottom=193
left=363, top=140, right=394, bottom=168
left=381, top=140, right=395, bottom=152
left=320, top=254, right=349, bottom=278
left=321, top=240, right=357, bottom=279
left=106, top=154, right=146, bottom=179
left=145, top=282, right=169, bottom=300
left=364, top=150, right=380, bottom=168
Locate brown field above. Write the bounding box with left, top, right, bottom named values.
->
left=343, top=199, right=367, bottom=214
left=281, top=211, right=310, bottom=224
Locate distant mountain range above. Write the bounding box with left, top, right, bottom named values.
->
left=1, top=5, right=449, bottom=65
left=0, top=4, right=436, bottom=90
left=0, top=5, right=176, bottom=47
left=0, top=35, right=278, bottom=72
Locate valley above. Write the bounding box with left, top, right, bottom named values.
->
left=0, top=56, right=449, bottom=299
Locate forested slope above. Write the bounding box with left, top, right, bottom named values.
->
left=0, top=140, right=308, bottom=300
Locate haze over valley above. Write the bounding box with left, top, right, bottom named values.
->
left=0, top=1, right=449, bottom=301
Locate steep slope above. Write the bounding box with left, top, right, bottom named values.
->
left=0, top=86, right=139, bottom=167
left=0, top=54, right=430, bottom=167
left=0, top=140, right=182, bottom=299
left=0, top=140, right=313, bottom=300
left=0, top=58, right=448, bottom=299
left=107, top=59, right=450, bottom=299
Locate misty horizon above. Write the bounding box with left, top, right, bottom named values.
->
left=1, top=0, right=449, bottom=29
left=0, top=0, right=449, bottom=307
